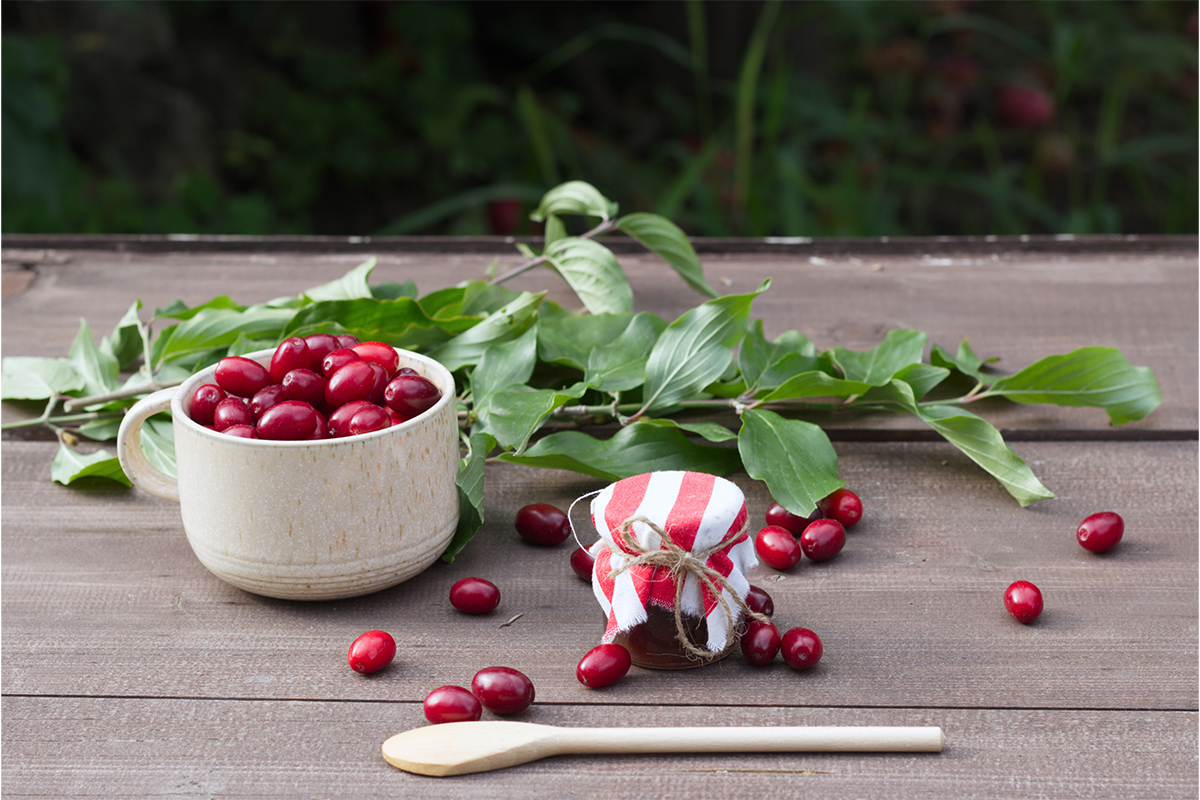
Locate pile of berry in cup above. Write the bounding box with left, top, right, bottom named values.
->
left=187, top=334, right=441, bottom=440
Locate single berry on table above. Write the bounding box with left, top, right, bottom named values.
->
left=780, top=627, right=823, bottom=670
left=449, top=577, right=501, bottom=615
left=740, top=620, right=781, bottom=665
left=471, top=666, right=535, bottom=715
left=755, top=525, right=802, bottom=570
left=818, top=488, right=862, bottom=529
left=514, top=503, right=571, bottom=547
left=347, top=630, right=396, bottom=674
left=799, top=519, right=846, bottom=562
left=1076, top=512, right=1124, bottom=554
left=1004, top=580, right=1043, bottom=624
left=576, top=644, right=632, bottom=688
left=423, top=685, right=482, bottom=724
left=744, top=585, right=774, bottom=617
left=765, top=501, right=820, bottom=536
left=569, top=547, right=595, bottom=582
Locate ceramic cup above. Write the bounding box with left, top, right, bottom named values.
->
left=117, top=347, right=459, bottom=601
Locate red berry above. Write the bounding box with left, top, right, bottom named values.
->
left=321, top=348, right=361, bottom=378
left=336, top=334, right=360, bottom=349
left=514, top=503, right=571, bottom=546
left=221, top=424, right=258, bottom=439
left=754, top=525, right=802, bottom=570
left=303, top=334, right=341, bottom=366
left=327, top=400, right=377, bottom=438
left=269, top=337, right=311, bottom=383
left=1076, top=512, right=1124, bottom=554
left=188, top=384, right=226, bottom=426
left=995, top=83, right=1056, bottom=129
left=449, top=577, right=501, bottom=615
left=347, top=630, right=396, bottom=674
left=364, top=361, right=389, bottom=405
left=569, top=547, right=595, bottom=582
left=325, top=360, right=377, bottom=408
left=214, top=356, right=273, bottom=398
left=383, top=374, right=441, bottom=420
left=249, top=384, right=286, bottom=421
left=576, top=644, right=632, bottom=688
left=423, top=685, right=482, bottom=724
left=1004, top=580, right=1043, bottom=624
left=346, top=404, right=391, bottom=436
left=212, top=396, right=252, bottom=431
left=780, top=627, right=823, bottom=670
left=280, top=368, right=327, bottom=408
left=470, top=666, right=535, bottom=715
left=744, top=585, right=774, bottom=617
left=308, top=412, right=329, bottom=440
left=818, top=488, right=862, bottom=529
left=799, top=519, right=846, bottom=562
left=765, top=501, right=819, bottom=536
left=740, top=619, right=781, bottom=665
left=256, top=401, right=320, bottom=441
left=352, top=342, right=400, bottom=377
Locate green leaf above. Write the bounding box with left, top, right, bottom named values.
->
left=640, top=417, right=739, bottom=443
left=141, top=416, right=177, bottom=478
left=738, top=320, right=820, bottom=393
left=418, top=286, right=468, bottom=319
left=930, top=339, right=991, bottom=384
left=371, top=280, right=418, bottom=301
left=500, top=421, right=741, bottom=481
left=892, top=363, right=950, bottom=400
left=0, top=357, right=84, bottom=400
left=543, top=214, right=568, bottom=247
left=641, top=283, right=766, bottom=413
left=737, top=408, right=843, bottom=517
left=857, top=378, right=919, bottom=414
left=443, top=432, right=495, bottom=563
left=917, top=405, right=1054, bottom=507
left=303, top=257, right=377, bottom=301
left=50, top=445, right=131, bottom=487
left=760, top=371, right=873, bottom=403
left=584, top=313, right=666, bottom=391
left=829, top=329, right=927, bottom=386
left=99, top=301, right=144, bottom=370
left=68, top=318, right=120, bottom=399
left=151, top=307, right=295, bottom=367
left=283, top=297, right=479, bottom=350
left=542, top=237, right=633, bottom=315
left=615, top=212, right=717, bottom=298
left=476, top=381, right=594, bottom=453
left=471, top=323, right=539, bottom=403
left=460, top=281, right=526, bottom=316
left=987, top=347, right=1162, bottom=425
left=152, top=296, right=244, bottom=321
left=538, top=312, right=639, bottom=370
left=428, top=292, right=545, bottom=372
left=529, top=181, right=617, bottom=222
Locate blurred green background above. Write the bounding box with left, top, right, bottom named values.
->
left=3, top=0, right=1196, bottom=238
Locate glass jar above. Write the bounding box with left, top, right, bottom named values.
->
left=610, top=604, right=733, bottom=670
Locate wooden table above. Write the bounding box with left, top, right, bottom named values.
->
left=3, top=235, right=1196, bottom=798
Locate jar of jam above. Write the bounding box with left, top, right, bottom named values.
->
left=586, top=471, right=758, bottom=670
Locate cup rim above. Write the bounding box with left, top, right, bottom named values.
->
left=172, top=346, right=456, bottom=446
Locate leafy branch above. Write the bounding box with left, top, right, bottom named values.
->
left=0, top=182, right=1162, bottom=561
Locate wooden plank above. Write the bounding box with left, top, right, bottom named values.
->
left=2, top=697, right=1195, bottom=799
left=5, top=440, right=1195, bottom=711
left=2, top=247, right=1194, bottom=433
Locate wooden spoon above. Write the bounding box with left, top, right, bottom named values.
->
left=382, top=721, right=945, bottom=776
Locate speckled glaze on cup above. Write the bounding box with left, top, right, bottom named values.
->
left=117, top=347, right=459, bottom=601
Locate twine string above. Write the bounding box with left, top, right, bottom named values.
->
left=605, top=514, right=769, bottom=660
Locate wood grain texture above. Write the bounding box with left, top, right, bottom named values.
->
left=5, top=439, right=1195, bottom=711
left=2, top=697, right=1194, bottom=799
left=1, top=246, right=1196, bottom=432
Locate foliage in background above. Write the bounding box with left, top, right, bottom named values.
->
left=1, top=182, right=1162, bottom=561
left=3, top=0, right=1197, bottom=237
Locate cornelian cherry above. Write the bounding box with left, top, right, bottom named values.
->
left=799, top=519, right=846, bottom=562
left=819, top=488, right=863, bottom=529
left=576, top=644, right=632, bottom=688
left=423, top=686, right=482, bottom=724
left=570, top=547, right=595, bottom=582
left=781, top=627, right=822, bottom=670
left=449, top=577, right=501, bottom=615
left=269, top=337, right=310, bottom=383
left=212, top=397, right=251, bottom=431
left=470, top=666, right=535, bottom=715
left=214, top=356, right=272, bottom=398
left=188, top=384, right=225, bottom=426
left=347, top=630, right=396, bottom=674
left=1004, top=580, right=1043, bottom=624
left=755, top=525, right=802, bottom=570
left=744, top=585, right=774, bottom=617
left=514, top=503, right=571, bottom=546
left=352, top=341, right=400, bottom=377
left=740, top=620, right=781, bottom=665
left=1076, top=512, right=1124, bottom=554
left=384, top=374, right=441, bottom=419
left=765, top=501, right=820, bottom=536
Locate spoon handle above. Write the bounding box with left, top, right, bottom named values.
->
left=553, top=726, right=945, bottom=755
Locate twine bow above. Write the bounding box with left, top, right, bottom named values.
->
left=605, top=514, right=769, bottom=660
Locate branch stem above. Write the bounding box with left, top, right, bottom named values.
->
left=489, top=218, right=619, bottom=284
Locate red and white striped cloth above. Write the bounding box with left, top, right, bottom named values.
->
left=587, top=471, right=758, bottom=654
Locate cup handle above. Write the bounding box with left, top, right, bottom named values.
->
left=117, top=387, right=180, bottom=503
